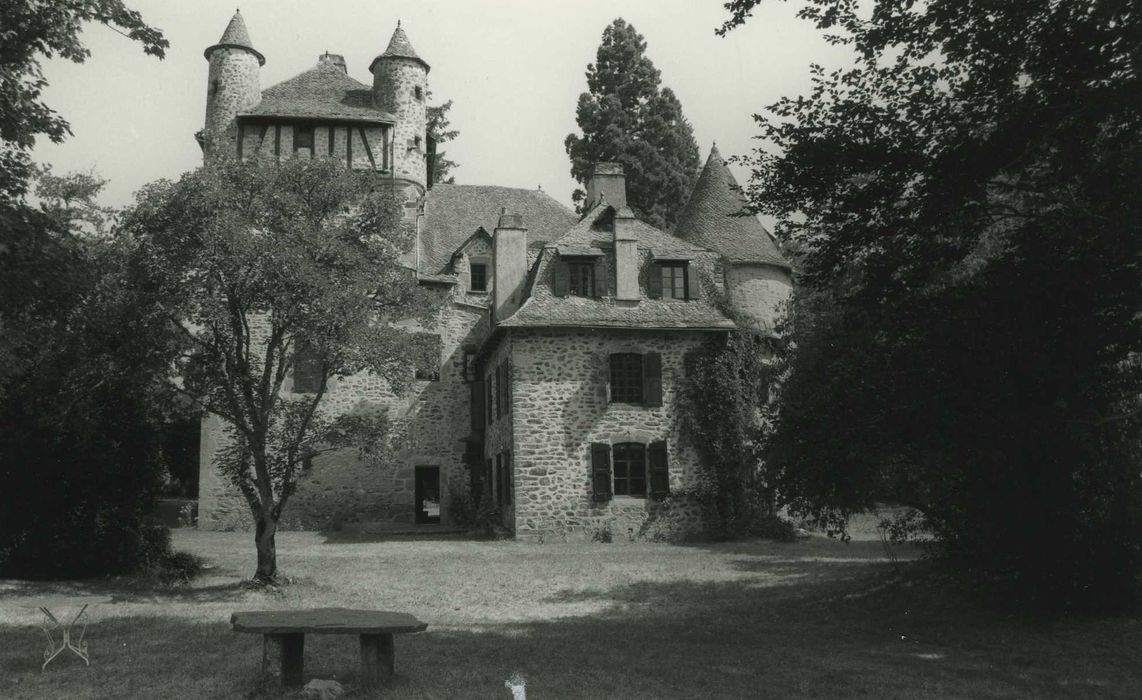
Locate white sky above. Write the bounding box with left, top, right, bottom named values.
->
left=32, top=0, right=853, bottom=210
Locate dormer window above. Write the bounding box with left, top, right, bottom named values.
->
left=568, top=262, right=595, bottom=297
left=659, top=262, right=688, bottom=300
left=470, top=262, right=488, bottom=292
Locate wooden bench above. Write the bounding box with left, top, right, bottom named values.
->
left=230, top=608, right=427, bottom=688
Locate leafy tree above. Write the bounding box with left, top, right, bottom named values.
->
left=725, top=1, right=1142, bottom=606
left=0, top=171, right=181, bottom=578
left=121, top=156, right=436, bottom=583
left=564, top=18, right=700, bottom=229
left=0, top=0, right=166, bottom=201
left=426, top=92, right=459, bottom=185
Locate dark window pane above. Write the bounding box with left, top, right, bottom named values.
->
left=568, top=262, right=595, bottom=297
left=293, top=342, right=322, bottom=393
left=294, top=126, right=314, bottom=151
left=610, top=353, right=644, bottom=403
left=470, top=263, right=487, bottom=292
left=612, top=443, right=647, bottom=498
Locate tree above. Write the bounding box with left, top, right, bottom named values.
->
left=121, top=156, right=436, bottom=583
left=724, top=1, right=1142, bottom=606
left=564, top=19, right=700, bottom=229
left=426, top=92, right=459, bottom=185
left=0, top=171, right=183, bottom=577
left=0, top=0, right=166, bottom=201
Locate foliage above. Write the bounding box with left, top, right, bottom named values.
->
left=681, top=326, right=780, bottom=539
left=426, top=91, right=459, bottom=185
left=727, top=0, right=1142, bottom=607
left=0, top=173, right=183, bottom=578
left=120, top=155, right=437, bottom=582
left=590, top=524, right=613, bottom=543
left=564, top=18, right=700, bottom=229
left=0, top=0, right=166, bottom=200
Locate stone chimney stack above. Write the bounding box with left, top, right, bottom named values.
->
left=494, top=209, right=529, bottom=323
left=613, top=206, right=639, bottom=301
left=585, top=162, right=627, bottom=211
left=318, top=52, right=347, bottom=73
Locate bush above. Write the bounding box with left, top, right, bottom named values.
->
left=591, top=525, right=613, bottom=543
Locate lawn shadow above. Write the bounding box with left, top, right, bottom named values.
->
left=2, top=553, right=1140, bottom=699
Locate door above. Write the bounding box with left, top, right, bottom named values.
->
left=415, top=466, right=441, bottom=524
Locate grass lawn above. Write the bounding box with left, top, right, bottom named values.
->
left=2, top=529, right=1140, bottom=699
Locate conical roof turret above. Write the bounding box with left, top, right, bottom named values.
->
left=674, top=144, right=789, bottom=267
left=204, top=10, right=265, bottom=65
left=369, top=22, right=430, bottom=73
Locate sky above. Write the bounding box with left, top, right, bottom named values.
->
left=32, top=0, right=853, bottom=211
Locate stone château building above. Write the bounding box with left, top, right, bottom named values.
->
left=195, top=11, right=793, bottom=539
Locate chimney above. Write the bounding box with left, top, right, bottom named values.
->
left=585, top=162, right=627, bottom=211
left=494, top=209, right=528, bottom=323
left=613, top=206, right=639, bottom=301
left=318, top=52, right=347, bottom=73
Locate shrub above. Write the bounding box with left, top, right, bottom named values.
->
left=591, top=525, right=614, bottom=543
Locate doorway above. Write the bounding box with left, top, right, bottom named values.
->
left=415, top=466, right=441, bottom=524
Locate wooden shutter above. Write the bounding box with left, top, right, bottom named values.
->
left=553, top=258, right=570, bottom=297
left=495, top=363, right=503, bottom=419
left=649, top=440, right=670, bottom=498
left=505, top=451, right=513, bottom=505
left=471, top=379, right=485, bottom=431
left=594, top=257, right=609, bottom=297
left=643, top=351, right=662, bottom=407
left=648, top=263, right=663, bottom=298
left=686, top=263, right=701, bottom=300
left=485, top=376, right=493, bottom=425
left=495, top=453, right=503, bottom=507
left=504, top=359, right=512, bottom=414
left=591, top=443, right=612, bottom=502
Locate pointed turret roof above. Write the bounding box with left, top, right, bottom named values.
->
left=674, top=145, right=789, bottom=268
left=369, top=22, right=430, bottom=73
left=204, top=10, right=265, bottom=65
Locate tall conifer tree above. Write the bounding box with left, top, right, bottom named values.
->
left=565, top=19, right=700, bottom=230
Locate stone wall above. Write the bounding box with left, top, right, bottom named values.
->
left=205, top=47, right=261, bottom=158
left=507, top=327, right=714, bottom=540
left=197, top=289, right=491, bottom=531
left=726, top=263, right=793, bottom=332
left=372, top=56, right=427, bottom=192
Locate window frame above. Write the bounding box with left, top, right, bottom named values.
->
left=469, top=262, right=489, bottom=293
left=612, top=443, right=648, bottom=498
left=567, top=261, right=596, bottom=298
left=291, top=342, right=322, bottom=394
left=609, top=353, right=645, bottom=404
left=660, top=262, right=688, bottom=300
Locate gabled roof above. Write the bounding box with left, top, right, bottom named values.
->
left=369, top=23, right=430, bottom=73
left=674, top=145, right=789, bottom=268
left=240, top=62, right=394, bottom=123
left=204, top=10, right=265, bottom=66
left=498, top=203, right=734, bottom=331
left=420, top=185, right=577, bottom=275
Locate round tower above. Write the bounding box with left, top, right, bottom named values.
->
left=203, top=10, right=264, bottom=160
left=369, top=22, right=429, bottom=196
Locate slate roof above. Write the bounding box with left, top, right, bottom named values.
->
left=499, top=245, right=734, bottom=330
left=674, top=145, right=789, bottom=268
left=498, top=203, right=734, bottom=330
left=420, top=185, right=577, bottom=275
left=240, top=62, right=394, bottom=123
left=370, top=24, right=430, bottom=73
left=204, top=10, right=265, bottom=65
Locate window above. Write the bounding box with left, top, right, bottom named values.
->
left=612, top=443, right=647, bottom=497
left=660, top=262, right=688, bottom=300
left=414, top=86, right=424, bottom=101
left=485, top=372, right=494, bottom=425
left=568, top=262, right=595, bottom=297
left=609, top=353, right=644, bottom=404
left=294, top=125, right=314, bottom=156
left=292, top=343, right=322, bottom=394
left=496, top=359, right=510, bottom=417
left=470, top=263, right=488, bottom=292
left=463, top=349, right=477, bottom=383
left=591, top=441, right=670, bottom=502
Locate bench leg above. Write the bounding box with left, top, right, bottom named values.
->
left=263, top=633, right=305, bottom=687
left=359, top=633, right=394, bottom=687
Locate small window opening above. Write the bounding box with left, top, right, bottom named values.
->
left=568, top=261, right=595, bottom=297
left=294, top=125, right=315, bottom=157
left=661, top=262, right=688, bottom=300
left=470, top=263, right=488, bottom=292
left=609, top=353, right=644, bottom=404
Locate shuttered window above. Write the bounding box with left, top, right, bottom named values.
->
left=612, top=443, right=647, bottom=497
left=608, top=351, right=662, bottom=407
left=554, top=255, right=606, bottom=298
left=470, top=379, right=485, bottom=431
left=649, top=261, right=701, bottom=300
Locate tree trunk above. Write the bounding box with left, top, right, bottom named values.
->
left=254, top=511, right=279, bottom=583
